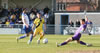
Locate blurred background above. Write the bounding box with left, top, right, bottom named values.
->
left=0, top=0, right=100, bottom=35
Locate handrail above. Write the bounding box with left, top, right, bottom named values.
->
left=32, top=0, right=42, bottom=8
left=9, top=0, right=17, bottom=8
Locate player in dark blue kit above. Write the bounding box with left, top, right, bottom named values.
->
left=57, top=15, right=92, bottom=47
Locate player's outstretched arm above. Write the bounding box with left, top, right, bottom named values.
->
left=84, top=10, right=88, bottom=22
left=85, top=15, right=88, bottom=22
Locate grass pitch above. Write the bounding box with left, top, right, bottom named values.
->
left=0, top=34, right=100, bottom=53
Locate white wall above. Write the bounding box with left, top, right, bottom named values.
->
left=0, top=28, right=21, bottom=34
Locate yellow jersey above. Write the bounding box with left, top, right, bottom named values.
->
left=34, top=18, right=45, bottom=29
left=6, top=22, right=10, bottom=25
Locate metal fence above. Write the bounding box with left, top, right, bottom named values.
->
left=0, top=24, right=55, bottom=34
left=0, top=24, right=100, bottom=35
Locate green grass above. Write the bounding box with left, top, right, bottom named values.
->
left=0, top=34, right=100, bottom=53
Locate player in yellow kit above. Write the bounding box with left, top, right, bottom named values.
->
left=28, top=13, right=46, bottom=44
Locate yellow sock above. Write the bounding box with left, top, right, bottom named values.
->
left=39, top=35, right=44, bottom=40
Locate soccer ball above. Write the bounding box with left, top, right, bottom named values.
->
left=43, top=38, right=48, bottom=44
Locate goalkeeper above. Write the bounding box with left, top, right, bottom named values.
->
left=57, top=15, right=92, bottom=47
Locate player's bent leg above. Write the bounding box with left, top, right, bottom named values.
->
left=37, top=32, right=44, bottom=44
left=57, top=37, right=73, bottom=47
left=27, top=31, right=33, bottom=44
left=39, top=32, right=44, bottom=40
left=27, top=32, right=36, bottom=44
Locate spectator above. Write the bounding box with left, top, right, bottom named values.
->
left=11, top=14, right=16, bottom=20
left=10, top=14, right=16, bottom=23
left=88, top=21, right=93, bottom=27
left=39, top=9, right=44, bottom=16
left=10, top=9, right=15, bottom=15
left=0, top=20, right=2, bottom=28
left=5, top=19, right=10, bottom=25
left=9, top=20, right=15, bottom=28
left=30, top=8, right=37, bottom=15
left=44, top=13, right=49, bottom=24
left=5, top=19, right=10, bottom=27
left=30, top=12, right=36, bottom=20
left=30, top=12, right=36, bottom=24
left=87, top=20, right=93, bottom=35
left=17, top=14, right=23, bottom=24
left=1, top=8, right=8, bottom=17
left=0, top=6, right=51, bottom=25
left=0, top=20, right=2, bottom=24
left=68, top=20, right=74, bottom=27
left=76, top=19, right=80, bottom=27
left=43, top=6, right=50, bottom=14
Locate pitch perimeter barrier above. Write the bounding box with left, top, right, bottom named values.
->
left=0, top=24, right=99, bottom=35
